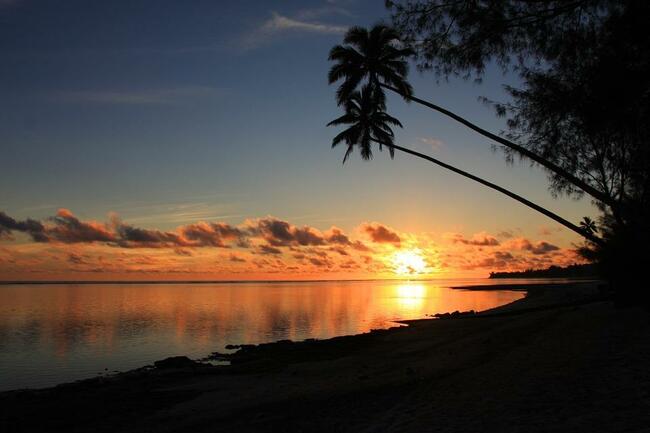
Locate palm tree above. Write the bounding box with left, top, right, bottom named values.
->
left=328, top=86, right=604, bottom=246
left=328, top=25, right=617, bottom=211
left=328, top=25, right=413, bottom=106
left=580, top=217, right=598, bottom=235
left=328, top=85, right=399, bottom=162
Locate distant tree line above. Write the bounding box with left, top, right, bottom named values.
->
left=489, top=263, right=598, bottom=280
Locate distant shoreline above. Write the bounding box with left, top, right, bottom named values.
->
left=489, top=263, right=597, bottom=279
left=453, top=280, right=602, bottom=292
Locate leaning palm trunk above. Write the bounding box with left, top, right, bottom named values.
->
left=379, top=83, right=616, bottom=211
left=379, top=140, right=604, bottom=246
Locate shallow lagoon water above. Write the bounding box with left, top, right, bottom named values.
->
left=0, top=279, right=530, bottom=390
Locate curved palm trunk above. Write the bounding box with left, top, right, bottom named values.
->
left=379, top=83, right=616, bottom=210
left=380, top=141, right=604, bottom=246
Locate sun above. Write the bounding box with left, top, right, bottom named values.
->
left=391, top=249, right=427, bottom=276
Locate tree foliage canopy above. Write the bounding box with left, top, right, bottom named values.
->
left=387, top=0, right=650, bottom=287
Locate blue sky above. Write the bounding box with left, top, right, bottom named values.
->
left=0, top=0, right=598, bottom=279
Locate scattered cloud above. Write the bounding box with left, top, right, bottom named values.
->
left=505, top=238, right=560, bottom=255
left=261, top=12, right=347, bottom=35
left=181, top=222, right=246, bottom=248
left=361, top=223, right=401, bottom=245
left=247, top=217, right=326, bottom=247
left=258, top=244, right=283, bottom=255
left=0, top=211, right=46, bottom=241
left=496, top=230, right=514, bottom=239
left=229, top=253, right=246, bottom=263
left=244, top=11, right=347, bottom=49
left=418, top=137, right=444, bottom=150
left=0, top=209, right=582, bottom=277
left=49, top=209, right=116, bottom=244
left=446, top=232, right=500, bottom=246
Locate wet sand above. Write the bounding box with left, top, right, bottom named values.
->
left=2, top=281, right=649, bottom=433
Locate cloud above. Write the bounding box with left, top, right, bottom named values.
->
left=309, top=257, right=333, bottom=268
left=447, top=232, right=500, bottom=246
left=496, top=230, right=514, bottom=239
left=48, top=209, right=116, bottom=244
left=418, top=137, right=444, bottom=150
left=114, top=220, right=184, bottom=248
left=528, top=241, right=560, bottom=255
left=330, top=246, right=349, bottom=256
left=56, top=86, right=221, bottom=105
left=325, top=227, right=371, bottom=252
left=244, top=12, right=347, bottom=48
left=1, top=210, right=368, bottom=256
left=261, top=12, right=347, bottom=35
left=67, top=253, right=90, bottom=265
left=0, top=209, right=577, bottom=278
left=248, top=217, right=325, bottom=247
left=506, top=238, right=560, bottom=255
left=0, top=211, right=47, bottom=241
left=351, top=240, right=372, bottom=252
left=229, top=253, right=246, bottom=263
left=339, top=259, right=359, bottom=269
left=258, top=244, right=283, bottom=255
left=325, top=227, right=350, bottom=245
left=361, top=223, right=401, bottom=245
left=462, top=255, right=513, bottom=270
left=181, top=222, right=245, bottom=247
left=0, top=209, right=248, bottom=249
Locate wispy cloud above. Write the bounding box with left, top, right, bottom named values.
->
left=418, top=137, right=444, bottom=150
left=55, top=86, right=221, bottom=105
left=244, top=12, right=348, bottom=49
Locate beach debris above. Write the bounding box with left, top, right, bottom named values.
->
left=433, top=310, right=476, bottom=320
left=153, top=356, right=198, bottom=369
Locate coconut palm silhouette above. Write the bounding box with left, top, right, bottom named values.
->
left=327, top=84, right=603, bottom=245
left=328, top=24, right=615, bottom=210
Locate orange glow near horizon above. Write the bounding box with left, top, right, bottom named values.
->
left=0, top=209, right=587, bottom=281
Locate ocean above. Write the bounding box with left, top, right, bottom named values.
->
left=0, top=278, right=531, bottom=391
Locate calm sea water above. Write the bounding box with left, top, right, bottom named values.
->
left=0, top=279, right=529, bottom=391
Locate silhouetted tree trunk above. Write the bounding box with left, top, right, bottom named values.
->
left=379, top=83, right=617, bottom=211
left=379, top=140, right=604, bottom=246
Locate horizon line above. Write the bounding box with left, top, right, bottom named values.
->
left=0, top=277, right=486, bottom=285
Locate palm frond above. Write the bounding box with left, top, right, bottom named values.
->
left=328, top=24, right=413, bottom=107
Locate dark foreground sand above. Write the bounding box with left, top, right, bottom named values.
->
left=2, top=282, right=649, bottom=433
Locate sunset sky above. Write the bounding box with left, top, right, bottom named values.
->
left=0, top=0, right=596, bottom=280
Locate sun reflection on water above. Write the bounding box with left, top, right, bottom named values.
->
left=394, top=283, right=427, bottom=309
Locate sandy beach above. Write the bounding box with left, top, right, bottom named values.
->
left=2, top=281, right=649, bottom=433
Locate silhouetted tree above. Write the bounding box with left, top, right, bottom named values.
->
left=328, top=23, right=615, bottom=209
left=328, top=24, right=603, bottom=245
left=327, top=85, right=602, bottom=245
left=386, top=0, right=650, bottom=298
